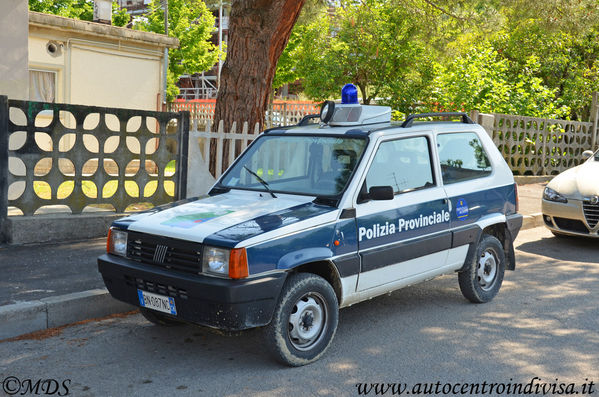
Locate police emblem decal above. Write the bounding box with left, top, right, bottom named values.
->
left=456, top=198, right=469, bottom=220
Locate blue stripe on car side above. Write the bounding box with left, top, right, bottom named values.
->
left=448, top=184, right=517, bottom=226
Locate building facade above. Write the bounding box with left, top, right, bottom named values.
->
left=28, top=11, right=178, bottom=111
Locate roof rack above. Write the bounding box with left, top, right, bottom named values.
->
left=400, top=112, right=474, bottom=128
left=297, top=114, right=320, bottom=126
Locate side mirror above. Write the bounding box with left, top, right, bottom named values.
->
left=582, top=150, right=594, bottom=159
left=369, top=186, right=394, bottom=201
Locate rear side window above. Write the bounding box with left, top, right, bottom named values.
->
left=365, top=136, right=435, bottom=194
left=437, top=132, right=492, bottom=184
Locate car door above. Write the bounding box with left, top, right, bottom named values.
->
left=355, top=134, right=452, bottom=292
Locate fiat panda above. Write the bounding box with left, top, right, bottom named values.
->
left=98, top=85, right=522, bottom=366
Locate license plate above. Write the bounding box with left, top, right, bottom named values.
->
left=137, top=290, right=177, bottom=315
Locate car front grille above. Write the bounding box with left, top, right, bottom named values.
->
left=124, top=275, right=189, bottom=300
left=583, top=201, right=599, bottom=228
left=553, top=217, right=589, bottom=234
left=127, top=231, right=203, bottom=275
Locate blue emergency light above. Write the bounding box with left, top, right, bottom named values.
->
left=341, top=84, right=359, bottom=104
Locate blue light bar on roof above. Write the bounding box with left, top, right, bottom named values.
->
left=341, top=83, right=359, bottom=104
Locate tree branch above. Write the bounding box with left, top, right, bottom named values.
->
left=421, top=0, right=467, bottom=21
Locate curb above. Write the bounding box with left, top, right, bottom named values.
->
left=0, top=289, right=134, bottom=341
left=521, top=213, right=544, bottom=231
left=5, top=213, right=122, bottom=245
left=514, top=176, right=553, bottom=185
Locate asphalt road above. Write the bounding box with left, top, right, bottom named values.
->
left=0, top=238, right=106, bottom=306
left=1, top=227, right=597, bottom=397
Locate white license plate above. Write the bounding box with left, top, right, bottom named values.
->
left=137, top=290, right=177, bottom=315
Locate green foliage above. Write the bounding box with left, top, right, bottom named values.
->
left=272, top=0, right=328, bottom=91
left=137, top=0, right=220, bottom=101
left=277, top=0, right=433, bottom=108
left=275, top=0, right=599, bottom=120
left=430, top=45, right=570, bottom=118
left=112, top=2, right=130, bottom=27
left=29, top=0, right=93, bottom=20
left=29, top=0, right=129, bottom=26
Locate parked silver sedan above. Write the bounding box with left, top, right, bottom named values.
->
left=542, top=149, right=599, bottom=237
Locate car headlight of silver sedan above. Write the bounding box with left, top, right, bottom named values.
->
left=543, top=187, right=568, bottom=203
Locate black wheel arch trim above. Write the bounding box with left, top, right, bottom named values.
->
left=457, top=217, right=521, bottom=273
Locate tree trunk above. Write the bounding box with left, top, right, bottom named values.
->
left=213, top=0, right=306, bottom=131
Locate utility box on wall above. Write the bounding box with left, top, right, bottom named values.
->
left=93, top=0, right=113, bottom=24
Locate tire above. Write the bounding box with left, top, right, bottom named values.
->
left=266, top=273, right=339, bottom=366
left=458, top=234, right=505, bottom=303
left=140, top=308, right=184, bottom=326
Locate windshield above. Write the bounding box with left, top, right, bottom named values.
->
left=219, top=135, right=367, bottom=197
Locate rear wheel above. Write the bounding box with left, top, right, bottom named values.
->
left=140, top=308, right=184, bottom=326
left=266, top=273, right=339, bottom=366
left=458, top=234, right=505, bottom=303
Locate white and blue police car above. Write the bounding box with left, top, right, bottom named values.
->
left=98, top=84, right=523, bottom=366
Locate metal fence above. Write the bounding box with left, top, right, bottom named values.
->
left=169, top=100, right=319, bottom=130
left=0, top=96, right=189, bottom=226
left=480, top=113, right=596, bottom=175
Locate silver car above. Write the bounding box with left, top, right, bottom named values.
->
left=542, top=149, right=599, bottom=237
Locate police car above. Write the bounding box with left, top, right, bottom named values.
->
left=98, top=84, right=522, bottom=366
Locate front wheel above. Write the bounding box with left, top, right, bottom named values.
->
left=266, top=273, right=339, bottom=366
left=458, top=234, right=505, bottom=303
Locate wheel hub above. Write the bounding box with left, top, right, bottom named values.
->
left=477, top=250, right=497, bottom=290
left=288, top=295, right=326, bottom=350
left=301, top=311, right=314, bottom=328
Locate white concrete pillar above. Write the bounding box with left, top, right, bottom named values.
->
left=0, top=0, right=29, bottom=100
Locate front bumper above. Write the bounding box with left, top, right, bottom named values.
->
left=98, top=254, right=287, bottom=331
left=542, top=199, right=599, bottom=237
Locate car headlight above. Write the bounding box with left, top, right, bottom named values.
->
left=202, top=246, right=249, bottom=279
left=203, top=246, right=230, bottom=276
left=107, top=228, right=128, bottom=257
left=543, top=187, right=568, bottom=203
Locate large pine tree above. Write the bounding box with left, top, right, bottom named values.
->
left=213, top=0, right=306, bottom=130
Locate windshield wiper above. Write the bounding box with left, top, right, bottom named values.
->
left=243, top=166, right=277, bottom=198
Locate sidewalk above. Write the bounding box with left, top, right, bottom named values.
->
left=0, top=182, right=547, bottom=340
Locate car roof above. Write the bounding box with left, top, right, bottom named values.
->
left=265, top=120, right=484, bottom=138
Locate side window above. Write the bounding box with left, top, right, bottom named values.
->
left=437, top=132, right=492, bottom=184
left=365, top=136, right=435, bottom=194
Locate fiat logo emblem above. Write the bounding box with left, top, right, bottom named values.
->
left=591, top=196, right=599, bottom=205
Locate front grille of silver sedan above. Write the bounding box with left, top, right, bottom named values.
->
left=582, top=201, right=599, bottom=228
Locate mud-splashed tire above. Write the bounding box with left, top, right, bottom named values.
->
left=140, top=308, right=184, bottom=326
left=266, top=273, right=339, bottom=366
left=458, top=234, right=505, bottom=303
